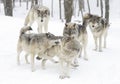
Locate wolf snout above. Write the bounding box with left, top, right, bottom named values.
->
left=41, top=19, right=43, bottom=22
left=55, top=41, right=59, bottom=45
left=92, top=25, right=95, bottom=27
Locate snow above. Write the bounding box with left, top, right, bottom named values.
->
left=0, top=0, right=120, bottom=84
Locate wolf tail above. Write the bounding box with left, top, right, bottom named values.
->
left=20, top=26, right=32, bottom=36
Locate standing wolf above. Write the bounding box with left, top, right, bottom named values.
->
left=84, top=13, right=109, bottom=52
left=24, top=5, right=50, bottom=33
left=17, top=26, right=60, bottom=71
left=59, top=37, right=81, bottom=79
left=63, top=22, right=88, bottom=60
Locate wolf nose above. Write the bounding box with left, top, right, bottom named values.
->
left=55, top=41, right=59, bottom=44
left=41, top=20, right=43, bottom=22
left=92, top=25, right=95, bottom=27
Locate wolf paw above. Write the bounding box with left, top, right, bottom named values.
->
left=59, top=75, right=70, bottom=79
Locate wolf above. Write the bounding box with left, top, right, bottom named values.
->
left=36, top=36, right=62, bottom=69
left=63, top=22, right=88, bottom=60
left=17, top=26, right=60, bottom=72
left=24, top=5, right=50, bottom=33
left=84, top=13, right=109, bottom=52
left=59, top=37, right=82, bottom=79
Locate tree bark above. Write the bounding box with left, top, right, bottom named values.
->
left=100, top=0, right=103, bottom=17
left=87, top=0, right=91, bottom=14
left=59, top=0, right=62, bottom=19
left=105, top=0, right=109, bottom=24
left=64, top=0, right=73, bottom=23
left=97, top=0, right=99, bottom=7
left=3, top=0, right=13, bottom=16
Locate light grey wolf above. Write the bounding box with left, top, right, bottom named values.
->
left=63, top=22, right=88, bottom=60
left=24, top=5, right=50, bottom=33
left=59, top=37, right=82, bottom=79
left=84, top=13, right=109, bottom=52
left=17, top=26, right=60, bottom=72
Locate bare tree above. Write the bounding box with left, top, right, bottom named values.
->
left=78, top=0, right=85, bottom=20
left=19, top=0, right=21, bottom=7
left=35, top=0, right=38, bottom=5
left=64, top=0, right=73, bottom=23
left=100, top=0, right=103, bottom=17
left=87, top=0, right=91, bottom=14
left=3, top=0, right=13, bottom=16
left=97, top=0, right=99, bottom=7
left=26, top=0, right=29, bottom=10
left=59, top=0, right=62, bottom=19
left=51, top=0, right=53, bottom=17
left=39, top=0, right=43, bottom=6
left=105, top=0, right=109, bottom=24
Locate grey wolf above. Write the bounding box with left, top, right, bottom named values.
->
left=36, top=36, right=62, bottom=69
left=24, top=5, right=50, bottom=33
left=84, top=13, right=109, bottom=52
left=63, top=22, right=88, bottom=60
left=17, top=26, right=60, bottom=72
left=59, top=37, right=82, bottom=79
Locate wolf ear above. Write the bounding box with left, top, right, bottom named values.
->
left=28, top=26, right=33, bottom=30
left=45, top=10, right=48, bottom=14
left=73, top=23, right=76, bottom=27
left=65, top=23, right=68, bottom=27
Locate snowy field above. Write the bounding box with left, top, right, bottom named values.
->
left=0, top=0, right=120, bottom=84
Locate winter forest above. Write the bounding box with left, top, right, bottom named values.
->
left=0, top=0, right=120, bottom=84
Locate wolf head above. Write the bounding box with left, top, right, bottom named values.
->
left=63, top=23, right=78, bottom=38
left=37, top=8, right=50, bottom=22
left=45, top=32, right=61, bottom=46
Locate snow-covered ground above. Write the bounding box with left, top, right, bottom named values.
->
left=0, top=0, right=120, bottom=84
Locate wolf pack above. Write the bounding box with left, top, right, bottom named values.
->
left=17, top=5, right=109, bottom=79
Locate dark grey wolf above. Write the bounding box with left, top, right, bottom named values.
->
left=17, top=26, right=60, bottom=72
left=84, top=13, right=109, bottom=52
left=24, top=5, right=50, bottom=33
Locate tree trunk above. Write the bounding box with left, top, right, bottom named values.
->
left=31, top=0, right=34, bottom=8
left=59, top=0, right=62, bottom=19
left=26, top=0, right=29, bottom=10
left=64, top=0, right=73, bottom=23
left=87, top=0, right=91, bottom=14
left=39, top=0, right=43, bottom=6
left=100, top=0, right=103, bottom=17
left=51, top=0, right=53, bottom=17
left=19, top=0, right=21, bottom=7
left=97, top=0, right=99, bottom=7
left=78, top=0, right=84, bottom=20
left=105, top=0, right=109, bottom=24
left=13, top=0, right=15, bottom=8
left=35, top=0, right=38, bottom=5
left=3, top=0, right=13, bottom=16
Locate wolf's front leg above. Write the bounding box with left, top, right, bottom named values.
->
left=99, top=36, right=102, bottom=52
left=31, top=54, right=35, bottom=72
left=59, top=59, right=66, bottom=79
